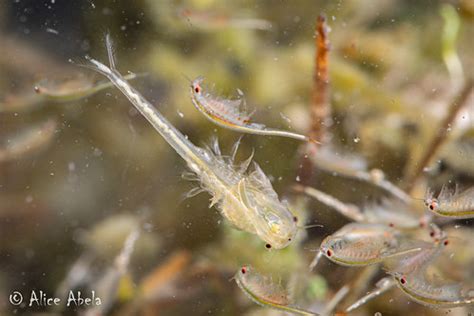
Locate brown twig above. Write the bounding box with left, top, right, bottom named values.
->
left=297, top=14, right=331, bottom=185
left=404, top=79, right=473, bottom=193
left=310, top=15, right=331, bottom=143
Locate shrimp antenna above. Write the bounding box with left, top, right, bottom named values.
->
left=299, top=223, right=323, bottom=230
left=180, top=72, right=193, bottom=84
left=105, top=32, right=117, bottom=71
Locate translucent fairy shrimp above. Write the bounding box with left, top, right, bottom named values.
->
left=390, top=271, right=474, bottom=308
left=79, top=34, right=297, bottom=249
left=177, top=8, right=273, bottom=31
left=310, top=223, right=420, bottom=269
left=34, top=72, right=138, bottom=103
left=363, top=198, right=422, bottom=229
left=424, top=185, right=474, bottom=219
left=310, top=146, right=411, bottom=203
left=234, top=265, right=319, bottom=316
left=385, top=224, right=449, bottom=276
left=190, top=77, right=319, bottom=143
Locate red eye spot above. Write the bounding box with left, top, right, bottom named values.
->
left=443, top=240, right=449, bottom=246
left=389, top=223, right=394, bottom=227
left=241, top=267, right=247, bottom=274
left=326, top=249, right=333, bottom=257
left=265, top=244, right=272, bottom=249
left=400, top=276, right=407, bottom=284
left=194, top=85, right=201, bottom=93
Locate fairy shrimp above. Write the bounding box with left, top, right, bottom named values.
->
left=424, top=185, right=474, bottom=219
left=190, top=77, right=319, bottom=143
left=390, top=271, right=474, bottom=308
left=363, top=198, right=422, bottom=229
left=234, top=265, right=319, bottom=315
left=311, top=223, right=420, bottom=268
left=78, top=34, right=297, bottom=249
left=34, top=72, right=138, bottom=103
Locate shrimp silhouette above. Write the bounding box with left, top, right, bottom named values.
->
left=310, top=223, right=420, bottom=269
left=78, top=35, right=297, bottom=249
left=234, top=265, right=319, bottom=315
left=425, top=186, right=474, bottom=219
left=190, top=77, right=319, bottom=143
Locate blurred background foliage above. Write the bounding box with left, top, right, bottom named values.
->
left=0, top=0, right=473, bottom=315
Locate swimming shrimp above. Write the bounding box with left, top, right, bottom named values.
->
left=190, top=77, right=319, bottom=143
left=363, top=198, right=423, bottom=229
left=384, top=224, right=449, bottom=276
left=347, top=226, right=452, bottom=311
left=78, top=35, right=297, bottom=249
left=424, top=185, right=474, bottom=219
left=310, top=146, right=411, bottom=203
left=234, top=265, right=319, bottom=316
left=34, top=72, right=138, bottom=103
left=390, top=271, right=474, bottom=308
left=310, top=223, right=420, bottom=269
left=388, top=226, right=474, bottom=308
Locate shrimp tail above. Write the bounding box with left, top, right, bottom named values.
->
left=105, top=33, right=118, bottom=71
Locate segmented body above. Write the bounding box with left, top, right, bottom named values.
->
left=363, top=198, right=421, bottom=229
left=190, top=77, right=316, bottom=143
left=393, top=273, right=474, bottom=307
left=235, top=266, right=319, bottom=316
left=425, top=186, right=474, bottom=218
left=81, top=36, right=297, bottom=249
left=319, top=223, right=418, bottom=266
left=35, top=73, right=137, bottom=102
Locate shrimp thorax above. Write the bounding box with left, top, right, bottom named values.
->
left=188, top=139, right=297, bottom=249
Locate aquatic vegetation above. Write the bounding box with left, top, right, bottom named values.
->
left=1, top=2, right=473, bottom=316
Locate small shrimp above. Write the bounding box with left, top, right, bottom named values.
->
left=79, top=34, right=297, bottom=249
left=390, top=271, right=474, bottom=308
left=385, top=224, right=449, bottom=276
left=424, top=185, right=474, bottom=219
left=190, top=77, right=319, bottom=143
left=34, top=72, right=138, bottom=103
left=234, top=265, right=319, bottom=316
left=363, top=198, right=422, bottom=229
left=177, top=8, right=272, bottom=31
left=311, top=223, right=420, bottom=269
left=311, top=146, right=411, bottom=203
left=0, top=118, right=57, bottom=162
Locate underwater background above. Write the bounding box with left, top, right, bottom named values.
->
left=0, top=0, right=473, bottom=315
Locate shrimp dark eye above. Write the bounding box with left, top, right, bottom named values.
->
left=326, top=249, right=333, bottom=257
left=241, top=267, right=247, bottom=274
left=400, top=276, right=407, bottom=284
left=194, top=85, right=201, bottom=93
left=443, top=240, right=449, bottom=246
left=429, top=231, right=435, bottom=237
left=293, top=216, right=298, bottom=223
left=429, top=204, right=434, bottom=210
left=265, top=244, right=272, bottom=249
